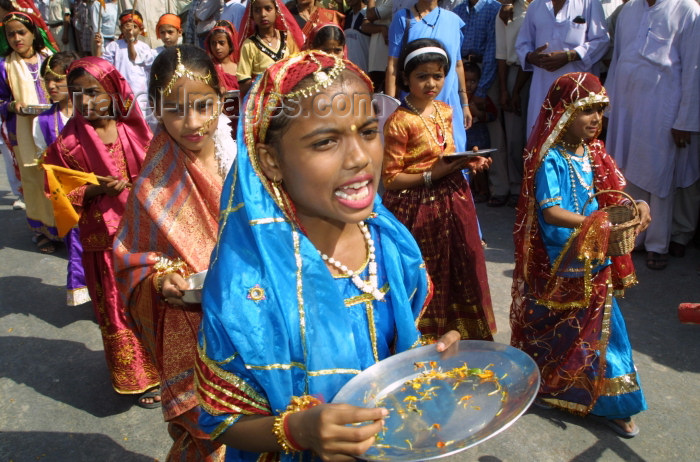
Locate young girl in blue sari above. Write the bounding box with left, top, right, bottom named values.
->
left=195, top=50, right=460, bottom=460
left=511, top=73, right=651, bottom=438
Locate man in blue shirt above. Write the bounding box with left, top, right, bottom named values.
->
left=455, top=0, right=509, bottom=206
left=454, top=0, right=501, bottom=100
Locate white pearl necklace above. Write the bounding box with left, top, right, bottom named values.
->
left=319, top=221, right=384, bottom=301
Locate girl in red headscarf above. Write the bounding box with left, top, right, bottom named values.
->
left=43, top=57, right=160, bottom=407
left=235, top=0, right=304, bottom=96
left=302, top=22, right=346, bottom=59
left=205, top=19, right=239, bottom=91
left=511, top=72, right=651, bottom=437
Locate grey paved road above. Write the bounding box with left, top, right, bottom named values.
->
left=1, top=161, right=699, bottom=462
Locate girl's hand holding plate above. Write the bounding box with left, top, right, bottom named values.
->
left=289, top=403, right=388, bottom=461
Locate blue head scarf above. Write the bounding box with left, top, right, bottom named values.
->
left=197, top=51, right=431, bottom=459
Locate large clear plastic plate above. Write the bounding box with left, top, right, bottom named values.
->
left=331, top=340, right=539, bottom=461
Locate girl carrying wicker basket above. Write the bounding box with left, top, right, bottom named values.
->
left=510, top=72, right=651, bottom=438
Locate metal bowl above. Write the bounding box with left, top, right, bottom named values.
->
left=181, top=270, right=208, bottom=304
left=331, top=340, right=540, bottom=461
left=22, top=104, right=53, bottom=115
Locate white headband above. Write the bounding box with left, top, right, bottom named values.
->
left=404, top=47, right=448, bottom=69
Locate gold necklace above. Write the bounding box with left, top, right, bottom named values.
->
left=559, top=137, right=582, bottom=151
left=405, top=98, right=447, bottom=150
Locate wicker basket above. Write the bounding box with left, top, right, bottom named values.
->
left=583, top=190, right=640, bottom=257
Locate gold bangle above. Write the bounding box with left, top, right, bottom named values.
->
left=272, top=411, right=299, bottom=454
left=153, top=256, right=189, bottom=294
left=272, top=395, right=323, bottom=453
left=153, top=273, right=164, bottom=294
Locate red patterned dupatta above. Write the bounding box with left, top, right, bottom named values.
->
left=44, top=57, right=151, bottom=249
left=301, top=7, right=345, bottom=37
left=114, top=128, right=223, bottom=421
left=511, top=73, right=637, bottom=413
left=302, top=22, right=348, bottom=58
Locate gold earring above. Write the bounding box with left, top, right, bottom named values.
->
left=271, top=178, right=284, bottom=204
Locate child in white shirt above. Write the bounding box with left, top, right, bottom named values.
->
left=96, top=9, right=158, bottom=127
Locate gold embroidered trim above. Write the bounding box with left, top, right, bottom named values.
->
left=198, top=341, right=270, bottom=409
left=541, top=398, right=588, bottom=413
left=196, top=363, right=271, bottom=415
left=308, top=368, right=361, bottom=377
left=593, top=284, right=614, bottom=412
left=220, top=202, right=244, bottom=219
left=210, top=414, right=242, bottom=440
left=249, top=217, right=287, bottom=226
left=365, top=301, right=379, bottom=363
left=216, top=352, right=239, bottom=366
left=198, top=385, right=246, bottom=416
left=292, top=229, right=310, bottom=393
left=246, top=362, right=305, bottom=371
left=284, top=53, right=345, bottom=100
left=244, top=361, right=361, bottom=377
left=331, top=247, right=370, bottom=279
left=344, top=283, right=390, bottom=306
left=600, top=372, right=640, bottom=396
left=539, top=197, right=562, bottom=207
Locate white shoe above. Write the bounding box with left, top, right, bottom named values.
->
left=12, top=197, right=25, bottom=210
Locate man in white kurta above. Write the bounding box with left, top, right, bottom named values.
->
left=515, top=0, right=609, bottom=135
left=605, top=0, right=700, bottom=263
left=496, top=0, right=530, bottom=202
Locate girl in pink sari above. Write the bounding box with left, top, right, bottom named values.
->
left=43, top=57, right=160, bottom=405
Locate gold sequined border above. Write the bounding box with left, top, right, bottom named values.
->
left=601, top=372, right=641, bottom=397
left=210, top=414, right=242, bottom=440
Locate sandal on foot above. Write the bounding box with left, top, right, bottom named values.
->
left=487, top=195, right=508, bottom=207
left=593, top=416, right=639, bottom=438
left=32, top=235, right=57, bottom=254
left=137, top=387, right=161, bottom=409
left=646, top=251, right=668, bottom=270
